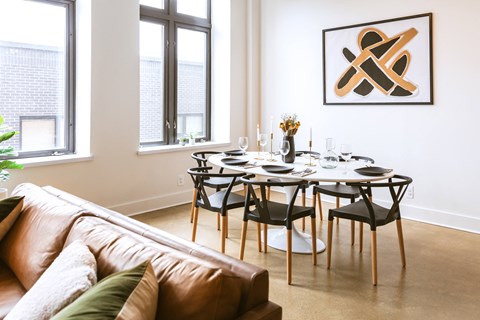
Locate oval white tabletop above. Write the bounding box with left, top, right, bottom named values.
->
left=208, top=152, right=394, bottom=254
left=209, top=152, right=393, bottom=183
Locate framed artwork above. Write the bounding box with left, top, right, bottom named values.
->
left=323, top=13, right=433, bottom=105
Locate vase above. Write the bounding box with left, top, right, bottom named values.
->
left=282, top=135, right=296, bottom=163
left=319, top=138, right=339, bottom=169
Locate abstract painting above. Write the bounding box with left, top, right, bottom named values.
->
left=323, top=13, right=433, bottom=105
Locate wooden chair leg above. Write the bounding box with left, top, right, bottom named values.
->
left=396, top=219, right=406, bottom=267
left=287, top=229, right=292, bottom=285
left=336, top=197, right=340, bottom=224
left=316, top=193, right=323, bottom=221
left=240, top=221, right=248, bottom=260
left=217, top=213, right=220, bottom=231
left=192, top=207, right=199, bottom=242
left=302, top=192, right=306, bottom=232
left=351, top=220, right=355, bottom=246
left=263, top=223, right=268, bottom=253
left=243, top=184, right=247, bottom=196
left=256, top=222, right=262, bottom=252
left=266, top=186, right=271, bottom=200
left=221, top=215, right=227, bottom=253
left=359, top=222, right=364, bottom=253
left=311, top=217, right=317, bottom=265
left=371, top=230, right=377, bottom=286
left=327, top=220, right=333, bottom=269
left=225, top=212, right=229, bottom=239
left=190, top=188, right=197, bottom=223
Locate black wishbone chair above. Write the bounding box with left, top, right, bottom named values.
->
left=265, top=150, right=321, bottom=232
left=188, top=167, right=248, bottom=254
left=239, top=174, right=317, bottom=285
left=190, top=151, right=245, bottom=231
left=326, top=174, right=413, bottom=285
left=313, top=155, right=375, bottom=249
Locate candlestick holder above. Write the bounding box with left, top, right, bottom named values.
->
left=267, top=133, right=277, bottom=162
left=305, top=140, right=316, bottom=166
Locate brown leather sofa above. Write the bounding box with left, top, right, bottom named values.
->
left=0, top=183, right=282, bottom=320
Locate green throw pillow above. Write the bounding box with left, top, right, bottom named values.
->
left=0, top=196, right=24, bottom=241
left=51, top=260, right=158, bottom=320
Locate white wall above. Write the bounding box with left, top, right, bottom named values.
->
left=4, top=0, right=249, bottom=215
left=260, top=0, right=480, bottom=233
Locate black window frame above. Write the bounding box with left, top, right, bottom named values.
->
left=1, top=0, right=76, bottom=158
left=140, top=0, right=211, bottom=146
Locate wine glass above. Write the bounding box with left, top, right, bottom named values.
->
left=259, top=133, right=268, bottom=155
left=279, top=140, right=290, bottom=162
left=238, top=137, right=248, bottom=154
left=340, top=144, right=352, bottom=173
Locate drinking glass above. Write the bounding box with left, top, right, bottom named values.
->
left=279, top=140, right=290, bottom=159
left=238, top=137, right=248, bottom=154
left=259, top=133, right=268, bottom=154
left=340, top=144, right=352, bottom=173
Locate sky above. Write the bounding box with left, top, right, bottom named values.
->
left=0, top=0, right=65, bottom=47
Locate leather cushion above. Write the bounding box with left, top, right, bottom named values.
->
left=65, top=217, right=243, bottom=320
left=0, top=261, right=26, bottom=319
left=0, top=183, right=87, bottom=290
left=52, top=261, right=157, bottom=320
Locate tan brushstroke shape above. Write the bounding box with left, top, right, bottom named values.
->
left=335, top=27, right=418, bottom=97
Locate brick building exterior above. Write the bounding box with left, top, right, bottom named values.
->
left=1, top=41, right=205, bottom=150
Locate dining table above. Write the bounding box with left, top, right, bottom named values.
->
left=208, top=151, right=394, bottom=254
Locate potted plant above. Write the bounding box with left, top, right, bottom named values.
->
left=188, top=132, right=196, bottom=145
left=178, top=137, right=188, bottom=146
left=0, top=115, right=23, bottom=188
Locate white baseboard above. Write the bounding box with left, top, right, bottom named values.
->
left=270, top=187, right=480, bottom=235
left=111, top=186, right=480, bottom=235
left=110, top=185, right=246, bottom=217
left=109, top=190, right=192, bottom=217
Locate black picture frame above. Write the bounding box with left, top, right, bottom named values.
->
left=323, top=13, right=433, bottom=105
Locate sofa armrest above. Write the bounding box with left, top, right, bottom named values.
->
left=235, top=302, right=282, bottom=320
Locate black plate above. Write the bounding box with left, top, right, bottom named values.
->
left=354, top=166, right=393, bottom=176
left=261, top=165, right=294, bottom=174
left=221, top=157, right=249, bottom=166
left=224, top=150, right=245, bottom=156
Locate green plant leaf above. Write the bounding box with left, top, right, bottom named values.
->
left=0, top=131, right=16, bottom=143
left=0, top=115, right=4, bottom=127
left=0, top=170, right=10, bottom=182
left=0, top=160, right=23, bottom=170
left=0, top=146, right=16, bottom=156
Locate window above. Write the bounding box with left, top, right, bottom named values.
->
left=140, top=0, right=211, bottom=146
left=0, top=0, right=75, bottom=158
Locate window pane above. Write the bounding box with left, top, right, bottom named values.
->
left=177, top=0, right=207, bottom=19
left=140, top=0, right=164, bottom=10
left=140, top=21, right=165, bottom=144
left=177, top=28, right=207, bottom=139
left=0, top=0, right=67, bottom=153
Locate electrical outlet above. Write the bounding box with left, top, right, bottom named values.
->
left=406, top=185, right=414, bottom=199
left=177, top=174, right=185, bottom=186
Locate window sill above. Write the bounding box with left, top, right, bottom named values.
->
left=17, top=153, right=93, bottom=168
left=137, top=141, right=231, bottom=155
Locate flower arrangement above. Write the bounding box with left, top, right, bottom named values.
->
left=279, top=113, right=300, bottom=136
left=0, top=115, right=23, bottom=182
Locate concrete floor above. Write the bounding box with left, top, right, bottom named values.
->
left=133, top=192, right=480, bottom=320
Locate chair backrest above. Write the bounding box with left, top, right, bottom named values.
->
left=296, top=150, right=321, bottom=157
left=187, top=166, right=244, bottom=209
left=191, top=151, right=222, bottom=167
left=351, top=155, right=375, bottom=164
left=240, top=174, right=308, bottom=227
left=350, top=175, right=413, bottom=226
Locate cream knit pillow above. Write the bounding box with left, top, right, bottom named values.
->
left=5, top=240, right=97, bottom=320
